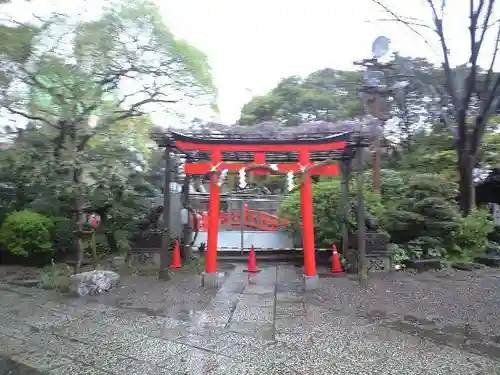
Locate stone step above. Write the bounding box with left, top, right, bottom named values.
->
left=475, top=256, right=500, bottom=267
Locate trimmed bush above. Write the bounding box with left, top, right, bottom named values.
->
left=380, top=173, right=460, bottom=258
left=453, top=208, right=494, bottom=257
left=0, top=210, right=54, bottom=257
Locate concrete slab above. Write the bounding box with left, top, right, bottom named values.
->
left=10, top=348, right=72, bottom=372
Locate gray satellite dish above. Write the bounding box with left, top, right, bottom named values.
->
left=372, top=36, right=391, bottom=59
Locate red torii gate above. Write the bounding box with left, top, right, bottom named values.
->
left=167, top=130, right=358, bottom=289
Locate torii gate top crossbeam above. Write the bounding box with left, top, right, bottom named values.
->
left=151, top=121, right=371, bottom=163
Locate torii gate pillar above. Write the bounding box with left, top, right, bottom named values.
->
left=202, top=150, right=221, bottom=287
left=299, top=150, right=319, bottom=290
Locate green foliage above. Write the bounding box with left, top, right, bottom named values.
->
left=0, top=24, right=37, bottom=65
left=0, top=1, right=214, bottom=265
left=381, top=173, right=460, bottom=258
left=280, top=168, right=494, bottom=262
left=454, top=209, right=494, bottom=256
left=0, top=210, right=54, bottom=257
left=239, top=95, right=281, bottom=125
left=388, top=243, right=409, bottom=264
left=480, top=132, right=500, bottom=169
left=379, top=171, right=493, bottom=260
left=50, top=217, right=76, bottom=255
left=280, top=179, right=383, bottom=248
left=239, top=69, right=363, bottom=126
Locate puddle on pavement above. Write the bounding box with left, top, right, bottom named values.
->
left=127, top=306, right=163, bottom=316
left=0, top=356, right=44, bottom=375
left=169, top=308, right=200, bottom=322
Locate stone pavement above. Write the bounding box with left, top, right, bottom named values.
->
left=0, top=265, right=499, bottom=374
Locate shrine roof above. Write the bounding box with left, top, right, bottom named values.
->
left=169, top=129, right=353, bottom=145
left=151, top=120, right=375, bottom=162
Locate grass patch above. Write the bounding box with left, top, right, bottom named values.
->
left=170, top=257, right=206, bottom=275
left=111, top=256, right=206, bottom=277
left=40, top=261, right=73, bottom=292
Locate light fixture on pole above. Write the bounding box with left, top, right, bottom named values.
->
left=372, top=36, right=391, bottom=60
left=355, top=35, right=394, bottom=194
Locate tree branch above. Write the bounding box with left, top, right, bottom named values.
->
left=3, top=105, right=55, bottom=127
left=370, top=0, right=440, bottom=55
left=484, top=20, right=500, bottom=93
left=471, top=73, right=500, bottom=152
left=426, top=0, right=457, bottom=106
left=113, top=96, right=178, bottom=122
left=462, top=0, right=493, bottom=116
left=18, top=66, right=67, bottom=107
left=365, top=18, right=432, bottom=29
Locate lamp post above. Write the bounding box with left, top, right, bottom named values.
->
left=354, top=36, right=393, bottom=194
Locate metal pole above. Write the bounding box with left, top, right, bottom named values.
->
left=356, top=145, right=367, bottom=285
left=91, top=231, right=97, bottom=270
left=355, top=58, right=392, bottom=195
left=159, top=147, right=172, bottom=280
left=340, top=160, right=350, bottom=256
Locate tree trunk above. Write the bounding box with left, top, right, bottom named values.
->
left=458, top=152, right=475, bottom=216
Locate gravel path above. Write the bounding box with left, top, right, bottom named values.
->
left=0, top=265, right=499, bottom=374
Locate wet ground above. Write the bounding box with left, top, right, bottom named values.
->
left=0, top=355, right=45, bottom=375
left=0, top=264, right=500, bottom=374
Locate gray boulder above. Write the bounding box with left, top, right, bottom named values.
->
left=69, top=270, right=120, bottom=297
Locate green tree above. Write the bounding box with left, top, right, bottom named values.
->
left=373, top=0, right=500, bottom=216
left=0, top=0, right=216, bottom=268
left=239, top=69, right=363, bottom=126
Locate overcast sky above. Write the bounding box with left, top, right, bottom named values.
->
left=2, top=0, right=498, bottom=125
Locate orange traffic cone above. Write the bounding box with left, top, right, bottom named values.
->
left=170, top=240, right=182, bottom=269
left=332, top=244, right=343, bottom=274
left=244, top=245, right=260, bottom=273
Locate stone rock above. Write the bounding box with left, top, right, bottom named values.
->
left=404, top=259, right=442, bottom=272
left=112, top=256, right=126, bottom=266
left=69, top=270, right=120, bottom=297
left=451, top=262, right=482, bottom=271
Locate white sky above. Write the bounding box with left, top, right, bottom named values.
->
left=2, top=0, right=499, bottom=125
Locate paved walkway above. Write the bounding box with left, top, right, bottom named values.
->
left=0, top=265, right=499, bottom=374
